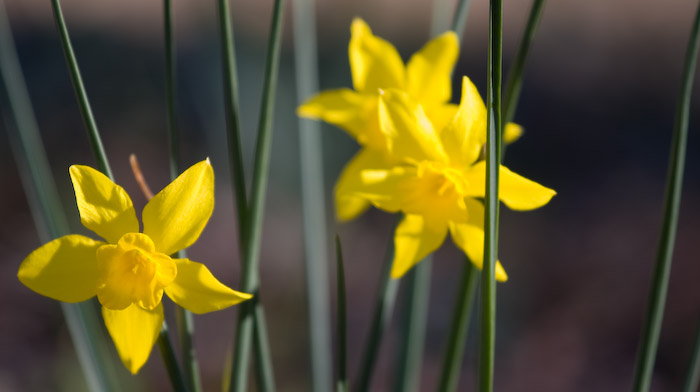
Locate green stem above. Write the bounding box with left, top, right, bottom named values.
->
left=480, top=0, right=502, bottom=390
left=252, top=303, right=276, bottom=392
left=394, top=258, right=431, bottom=392
left=451, top=0, right=473, bottom=38
left=682, top=317, right=700, bottom=392
left=631, top=2, right=700, bottom=391
left=218, top=0, right=248, bottom=234
left=0, top=2, right=119, bottom=391
left=335, top=236, right=348, bottom=392
left=49, top=0, right=112, bottom=179
left=355, top=235, right=400, bottom=392
left=292, top=0, right=333, bottom=390
left=501, top=0, right=546, bottom=159
left=158, top=323, right=190, bottom=392
left=437, top=262, right=479, bottom=392
left=229, top=0, right=284, bottom=390
left=162, top=2, right=202, bottom=390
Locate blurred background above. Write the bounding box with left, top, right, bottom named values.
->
left=1, top=0, right=699, bottom=390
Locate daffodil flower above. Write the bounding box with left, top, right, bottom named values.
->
left=341, top=77, right=556, bottom=279
left=18, top=159, right=252, bottom=374
left=298, top=18, right=522, bottom=221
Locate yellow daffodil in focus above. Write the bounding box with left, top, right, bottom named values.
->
left=298, top=18, right=459, bottom=221
left=344, top=77, right=556, bottom=280
left=17, top=159, right=252, bottom=374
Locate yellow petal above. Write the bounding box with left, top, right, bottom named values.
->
left=70, top=165, right=139, bottom=244
left=352, top=165, right=416, bottom=213
left=164, top=258, right=252, bottom=314
left=142, top=159, right=214, bottom=255
left=463, top=162, right=556, bottom=210
left=391, top=214, right=447, bottom=278
left=406, top=31, right=459, bottom=105
left=349, top=18, right=405, bottom=93
left=448, top=199, right=508, bottom=282
left=504, top=122, right=523, bottom=144
left=426, top=103, right=458, bottom=136
left=378, top=90, right=447, bottom=163
left=18, top=234, right=103, bottom=302
left=441, top=76, right=487, bottom=166
left=334, top=148, right=394, bottom=221
left=297, top=89, right=386, bottom=149
left=102, top=303, right=163, bottom=374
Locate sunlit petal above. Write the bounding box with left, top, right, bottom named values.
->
left=391, top=214, right=447, bottom=278
left=406, top=31, right=459, bottom=106
left=448, top=199, right=508, bottom=281
left=102, top=303, right=163, bottom=374
left=334, top=148, right=394, bottom=221
left=349, top=18, right=405, bottom=93
left=143, top=159, right=214, bottom=255
left=70, top=165, right=139, bottom=244
left=165, top=259, right=252, bottom=314
left=378, top=89, right=447, bottom=163
left=297, top=89, right=386, bottom=149
left=18, top=234, right=103, bottom=302
left=504, top=122, right=523, bottom=144
left=441, top=76, right=487, bottom=166
left=463, top=162, right=556, bottom=210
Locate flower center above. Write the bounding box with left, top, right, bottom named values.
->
left=96, top=233, right=177, bottom=310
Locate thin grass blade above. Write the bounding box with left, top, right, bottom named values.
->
left=355, top=232, right=400, bottom=392
left=335, top=236, right=348, bottom=392
left=437, top=262, right=479, bottom=392
left=50, top=0, right=112, bottom=178
left=217, top=0, right=248, bottom=234
left=162, top=1, right=203, bottom=390
left=451, top=0, right=473, bottom=39
left=292, top=0, right=333, bottom=390
left=228, top=0, right=284, bottom=390
left=158, top=323, right=190, bottom=392
left=501, top=0, right=546, bottom=159
left=682, top=317, right=700, bottom=392
left=631, top=2, right=700, bottom=391
left=479, top=0, right=503, bottom=391
left=393, top=258, right=431, bottom=392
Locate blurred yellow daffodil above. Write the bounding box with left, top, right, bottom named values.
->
left=298, top=18, right=522, bottom=221
left=18, top=159, right=252, bottom=374
left=342, top=77, right=556, bottom=279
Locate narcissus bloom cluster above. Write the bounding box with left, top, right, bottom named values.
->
left=18, top=159, right=251, bottom=373
left=299, top=18, right=555, bottom=279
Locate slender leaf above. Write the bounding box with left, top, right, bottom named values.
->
left=683, top=317, right=700, bottom=392
left=229, top=0, right=284, bottom=390
left=479, top=0, right=503, bottom=391
left=158, top=323, right=190, bottom=392
left=437, top=262, right=479, bottom=392
left=292, top=0, right=333, bottom=390
left=50, top=0, right=112, bottom=179
left=162, top=1, right=203, bottom=390
left=218, top=0, right=248, bottom=234
left=336, top=236, right=348, bottom=392
left=355, top=233, right=400, bottom=392
left=631, top=2, right=700, bottom=391
left=451, top=0, right=473, bottom=39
